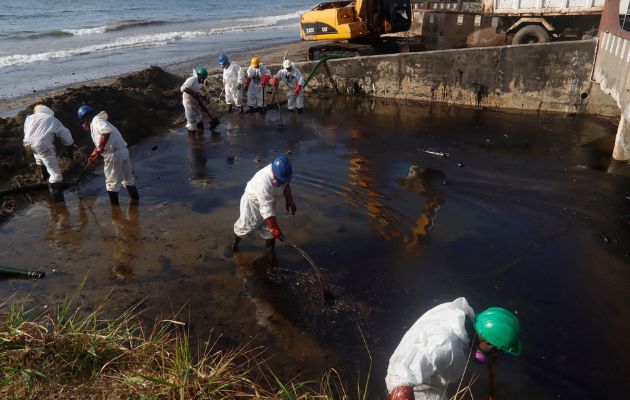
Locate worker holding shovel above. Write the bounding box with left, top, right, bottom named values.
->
left=181, top=68, right=220, bottom=135
left=386, top=297, right=521, bottom=400
left=225, top=155, right=296, bottom=269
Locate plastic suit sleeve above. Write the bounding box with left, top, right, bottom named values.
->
left=54, top=118, right=74, bottom=146
left=89, top=133, right=110, bottom=161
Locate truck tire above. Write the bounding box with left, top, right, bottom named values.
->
left=512, top=25, right=550, bottom=45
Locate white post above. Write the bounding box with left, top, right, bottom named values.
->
left=613, top=116, right=630, bottom=161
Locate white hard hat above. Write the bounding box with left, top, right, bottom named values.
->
left=283, top=59, right=291, bottom=69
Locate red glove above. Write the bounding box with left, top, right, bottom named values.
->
left=88, top=133, right=110, bottom=162
left=292, top=83, right=302, bottom=97
left=271, top=77, right=279, bottom=87
left=284, top=184, right=296, bottom=215
left=261, top=75, right=270, bottom=86
left=246, top=77, right=252, bottom=87
left=265, top=216, right=283, bottom=240
left=389, top=386, right=414, bottom=400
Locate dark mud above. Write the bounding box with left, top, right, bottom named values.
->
left=1, top=96, right=629, bottom=399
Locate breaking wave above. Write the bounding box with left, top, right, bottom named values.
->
left=0, top=22, right=299, bottom=69
left=14, top=19, right=181, bottom=39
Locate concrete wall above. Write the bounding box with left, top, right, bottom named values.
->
left=298, top=40, right=619, bottom=117
left=593, top=0, right=630, bottom=160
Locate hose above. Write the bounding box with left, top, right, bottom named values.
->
left=303, top=55, right=343, bottom=89
left=0, top=266, right=45, bottom=279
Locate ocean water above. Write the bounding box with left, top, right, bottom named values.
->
left=0, top=0, right=314, bottom=100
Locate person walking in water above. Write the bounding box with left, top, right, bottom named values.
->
left=78, top=105, right=139, bottom=206
left=23, top=105, right=77, bottom=202
left=386, top=297, right=522, bottom=399
left=227, top=156, right=296, bottom=267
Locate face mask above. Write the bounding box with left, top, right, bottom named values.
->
left=474, top=350, right=490, bottom=363
left=271, top=178, right=282, bottom=187
left=82, top=121, right=90, bottom=132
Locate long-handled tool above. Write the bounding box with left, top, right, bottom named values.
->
left=0, top=266, right=45, bottom=279
left=282, top=235, right=334, bottom=305
left=272, top=86, right=284, bottom=128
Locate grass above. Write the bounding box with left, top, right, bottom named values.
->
left=0, top=285, right=367, bottom=400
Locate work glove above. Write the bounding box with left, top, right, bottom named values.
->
left=292, top=83, right=302, bottom=97
left=265, top=216, right=283, bottom=240
left=271, top=77, right=279, bottom=87
left=246, top=77, right=252, bottom=87
left=388, top=386, right=414, bottom=400
left=261, top=75, right=270, bottom=86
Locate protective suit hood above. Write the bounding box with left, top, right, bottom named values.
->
left=95, top=111, right=109, bottom=120
left=34, top=105, right=54, bottom=116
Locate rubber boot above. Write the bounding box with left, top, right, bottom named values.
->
left=258, top=107, right=266, bottom=115
left=228, top=104, right=233, bottom=113
left=107, top=191, right=120, bottom=205
left=187, top=129, right=196, bottom=136
left=40, top=165, right=50, bottom=182
left=210, top=117, right=220, bottom=130
left=239, top=106, right=244, bottom=114
left=196, top=121, right=204, bottom=132
left=50, top=182, right=65, bottom=203
left=287, top=108, right=294, bottom=113
left=126, top=185, right=139, bottom=204
left=297, top=108, right=303, bottom=114
left=223, top=235, right=241, bottom=257
left=265, top=238, right=276, bottom=272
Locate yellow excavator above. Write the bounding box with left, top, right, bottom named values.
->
left=300, top=0, right=418, bottom=60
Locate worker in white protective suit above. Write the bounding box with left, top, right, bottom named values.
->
left=77, top=106, right=139, bottom=206
left=219, top=54, right=244, bottom=113
left=386, top=297, right=522, bottom=400
left=271, top=59, right=304, bottom=113
left=226, top=156, right=296, bottom=267
left=245, top=56, right=271, bottom=114
left=181, top=68, right=220, bottom=135
left=23, top=105, right=77, bottom=202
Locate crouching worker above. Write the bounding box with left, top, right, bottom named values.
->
left=181, top=68, right=219, bottom=135
left=227, top=156, right=297, bottom=267
left=23, top=105, right=77, bottom=202
left=386, top=297, right=521, bottom=400
left=77, top=106, right=139, bottom=206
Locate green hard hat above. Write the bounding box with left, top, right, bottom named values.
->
left=197, top=68, right=208, bottom=78
left=474, top=307, right=522, bottom=356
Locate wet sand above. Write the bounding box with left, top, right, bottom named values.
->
left=0, top=96, right=628, bottom=399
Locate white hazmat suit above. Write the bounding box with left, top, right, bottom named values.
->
left=246, top=63, right=270, bottom=107
left=233, top=164, right=285, bottom=240
left=386, top=297, right=475, bottom=400
left=223, top=62, right=244, bottom=107
left=181, top=70, right=203, bottom=131
left=89, top=111, right=135, bottom=192
left=23, top=105, right=74, bottom=183
left=274, top=62, right=304, bottom=110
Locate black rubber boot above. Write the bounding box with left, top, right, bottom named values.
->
left=258, top=107, right=266, bottom=115
left=107, top=191, right=120, bottom=205
left=40, top=165, right=50, bottom=181
left=223, top=235, right=241, bottom=258
left=265, top=238, right=276, bottom=271
left=196, top=121, right=204, bottom=131
left=228, top=104, right=233, bottom=113
left=50, top=182, right=65, bottom=203
left=287, top=109, right=294, bottom=113
left=126, top=185, right=139, bottom=203
left=187, top=129, right=196, bottom=136
left=239, top=106, right=244, bottom=114
left=210, top=118, right=220, bottom=130
left=246, top=106, right=255, bottom=114
left=297, top=108, right=303, bottom=114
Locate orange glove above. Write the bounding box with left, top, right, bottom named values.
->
left=265, top=217, right=283, bottom=239
left=292, top=83, right=302, bottom=97
left=261, top=75, right=270, bottom=86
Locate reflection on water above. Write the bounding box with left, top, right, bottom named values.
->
left=0, top=97, right=628, bottom=399
left=109, top=205, right=142, bottom=282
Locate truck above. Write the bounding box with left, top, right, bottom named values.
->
left=300, top=0, right=628, bottom=58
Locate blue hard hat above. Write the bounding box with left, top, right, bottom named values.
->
left=218, top=54, right=228, bottom=65
left=272, top=155, right=292, bottom=183
left=77, top=105, right=93, bottom=120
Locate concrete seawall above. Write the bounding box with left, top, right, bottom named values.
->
left=298, top=40, right=619, bottom=117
